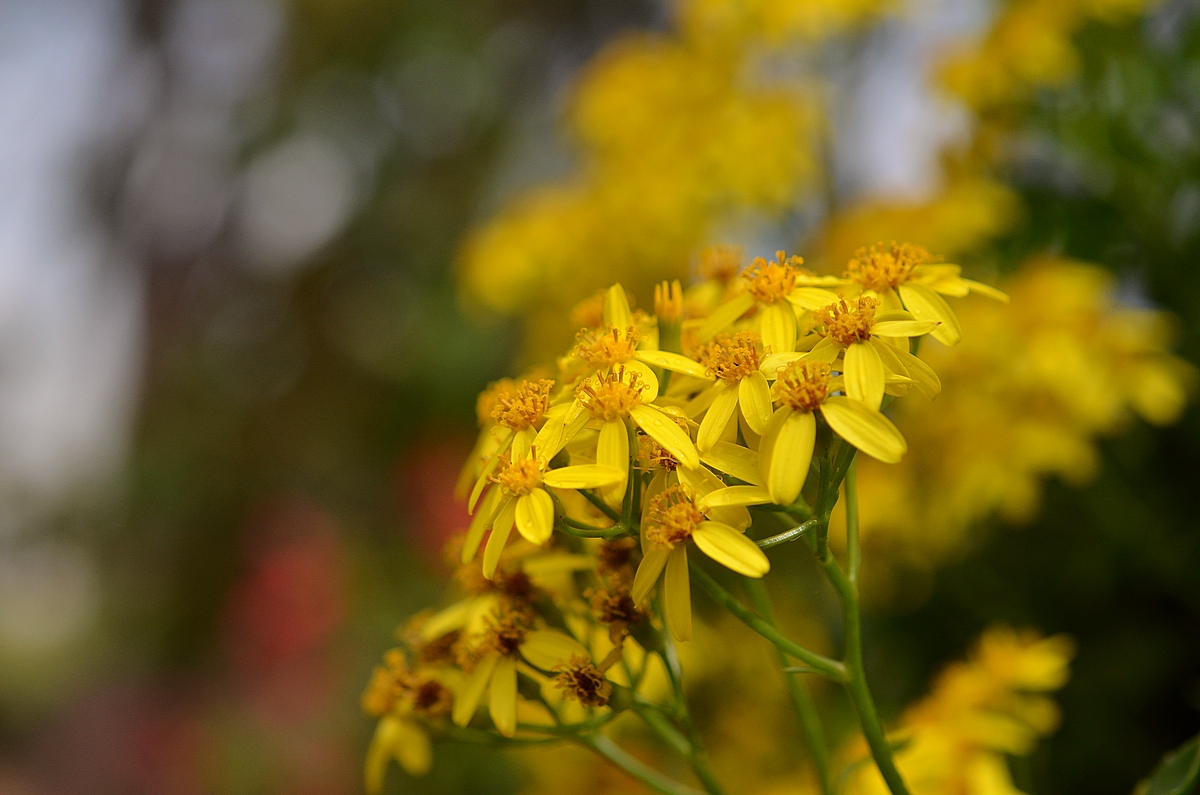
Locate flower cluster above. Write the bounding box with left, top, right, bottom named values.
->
left=363, top=244, right=1007, bottom=791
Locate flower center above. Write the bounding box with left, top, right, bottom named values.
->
left=573, top=324, right=640, bottom=368
left=644, top=485, right=705, bottom=549
left=742, top=250, right=802, bottom=303
left=577, top=366, right=646, bottom=420
left=491, top=378, right=554, bottom=430
left=846, top=241, right=934, bottom=292
left=773, top=361, right=832, bottom=412
left=361, top=648, right=410, bottom=717
left=814, top=295, right=879, bottom=346
left=493, top=456, right=543, bottom=496
left=554, top=656, right=612, bottom=707
left=410, top=677, right=453, bottom=717
left=697, top=331, right=764, bottom=383
left=480, top=607, right=531, bottom=658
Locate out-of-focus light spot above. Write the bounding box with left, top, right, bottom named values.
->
left=0, top=543, right=98, bottom=654
left=238, top=134, right=358, bottom=274
left=386, top=43, right=492, bottom=159
left=167, top=0, right=283, bottom=100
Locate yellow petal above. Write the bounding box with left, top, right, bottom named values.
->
left=697, top=382, right=738, bottom=452
left=420, top=599, right=473, bottom=640
left=803, top=336, right=842, bottom=365
left=760, top=407, right=815, bottom=505
left=898, top=282, right=961, bottom=345
left=700, top=441, right=763, bottom=486
left=663, top=547, right=692, bottom=643
left=515, top=489, right=554, bottom=544
left=453, top=653, right=498, bottom=726
left=692, top=521, right=770, bottom=577
left=759, top=351, right=806, bottom=378
left=391, top=718, right=432, bottom=777
left=677, top=464, right=750, bottom=529
left=893, top=346, right=941, bottom=398
left=632, top=547, right=671, bottom=605
left=462, top=487, right=502, bottom=563
left=482, top=499, right=516, bottom=579
left=631, top=404, right=699, bottom=469
left=635, top=350, right=711, bottom=378
left=598, top=418, right=629, bottom=504
left=844, top=341, right=885, bottom=410
left=820, top=396, right=907, bottom=463
left=623, top=360, right=660, bottom=401
left=683, top=382, right=720, bottom=417
left=542, top=464, right=625, bottom=489
left=366, top=717, right=402, bottom=793
left=872, top=320, right=938, bottom=338
left=511, top=428, right=534, bottom=461
left=700, top=485, right=772, bottom=508
left=603, top=283, right=631, bottom=328
left=738, top=371, right=773, bottom=434
left=963, top=278, right=1010, bottom=302
left=759, top=301, right=798, bottom=355
left=737, top=411, right=761, bottom=450
left=489, top=655, right=518, bottom=737
left=520, top=630, right=591, bottom=671
left=786, top=287, right=841, bottom=310
left=698, top=292, right=754, bottom=341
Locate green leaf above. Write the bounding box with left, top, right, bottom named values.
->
left=1141, top=733, right=1200, bottom=795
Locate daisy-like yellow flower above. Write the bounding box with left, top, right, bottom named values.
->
left=631, top=484, right=770, bottom=642
left=836, top=241, right=1008, bottom=345
left=697, top=250, right=841, bottom=353
left=571, top=284, right=712, bottom=395
left=760, top=360, right=906, bottom=505
left=362, top=649, right=453, bottom=791
left=689, top=331, right=776, bottom=450
left=451, top=604, right=595, bottom=738
left=465, top=448, right=624, bottom=576
left=563, top=365, right=702, bottom=491
left=807, top=295, right=941, bottom=408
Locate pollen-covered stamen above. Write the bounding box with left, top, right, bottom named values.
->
left=361, top=648, right=411, bottom=717
left=573, top=325, right=640, bottom=367
left=576, top=366, right=646, bottom=420
left=846, top=241, right=935, bottom=292
left=410, top=676, right=453, bottom=718
left=491, top=455, right=543, bottom=496
left=491, top=378, right=554, bottom=430
left=742, top=250, right=803, bottom=303
left=644, top=484, right=705, bottom=549
left=774, top=361, right=833, bottom=412
left=595, top=537, right=638, bottom=579
left=697, top=331, right=765, bottom=383
left=814, top=295, right=879, bottom=346
left=477, top=378, right=518, bottom=427
left=554, top=655, right=613, bottom=707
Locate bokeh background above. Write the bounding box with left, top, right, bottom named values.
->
left=0, top=0, right=1197, bottom=793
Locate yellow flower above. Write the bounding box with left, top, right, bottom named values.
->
left=698, top=251, right=840, bottom=353
left=807, top=295, right=941, bottom=408
left=835, top=242, right=1009, bottom=345
left=451, top=606, right=595, bottom=738
left=760, top=360, right=906, bottom=505
left=361, top=650, right=453, bottom=791
left=465, top=449, right=625, bottom=577
left=690, top=331, right=776, bottom=449
left=844, top=626, right=1074, bottom=795
left=631, top=484, right=770, bottom=642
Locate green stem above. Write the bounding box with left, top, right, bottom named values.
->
left=661, top=630, right=726, bottom=795
left=756, top=518, right=820, bottom=549
left=580, top=488, right=621, bottom=521
left=845, top=459, right=860, bottom=584
left=744, top=580, right=833, bottom=795
left=581, top=734, right=705, bottom=795
left=558, top=517, right=627, bottom=539
left=634, top=703, right=692, bottom=758
left=688, top=561, right=847, bottom=682
left=823, top=558, right=910, bottom=795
